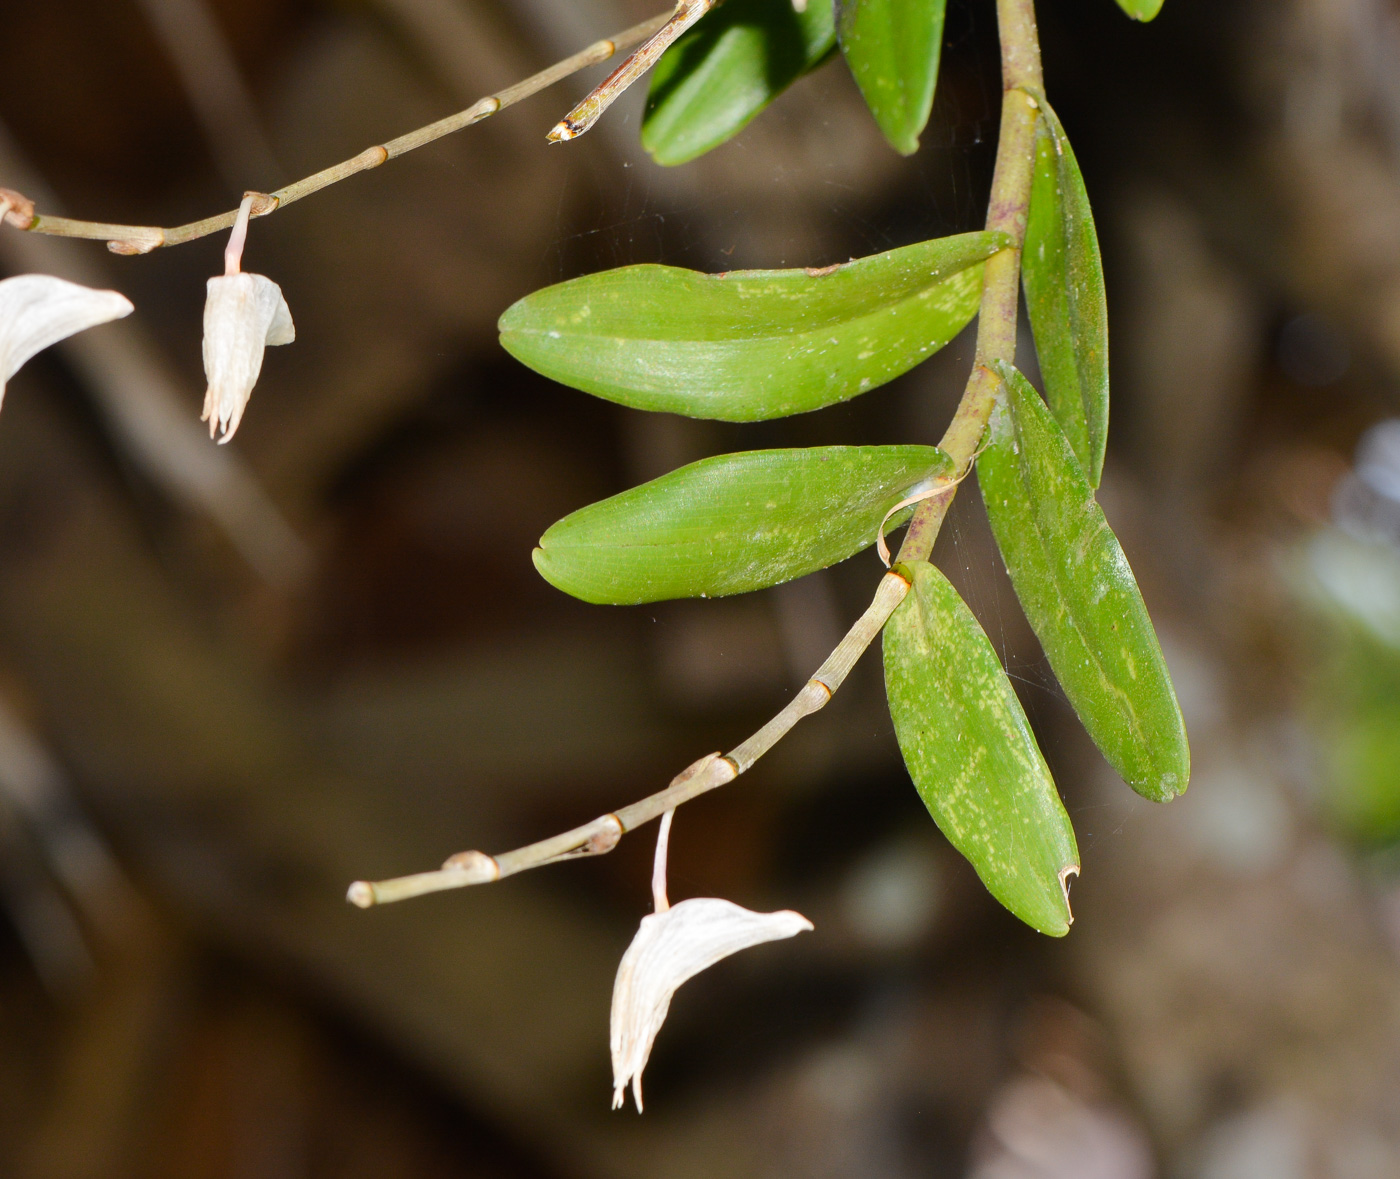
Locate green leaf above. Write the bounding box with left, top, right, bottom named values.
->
left=883, top=560, right=1078, bottom=936
left=535, top=445, right=952, bottom=604
left=979, top=361, right=1189, bottom=803
left=838, top=0, right=947, bottom=155
left=642, top=0, right=837, bottom=167
left=499, top=231, right=1005, bottom=422
left=1114, top=0, right=1165, bottom=20
left=1022, top=101, right=1110, bottom=486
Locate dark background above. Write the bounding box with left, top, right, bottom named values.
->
left=0, top=0, right=1398, bottom=1175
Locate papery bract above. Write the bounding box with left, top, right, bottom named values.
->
left=0, top=275, right=133, bottom=409
left=201, top=273, right=294, bottom=443
left=610, top=896, right=812, bottom=1111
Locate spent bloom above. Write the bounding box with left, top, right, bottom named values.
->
left=0, top=274, right=133, bottom=411
left=610, top=809, right=812, bottom=1111
left=202, top=194, right=293, bottom=443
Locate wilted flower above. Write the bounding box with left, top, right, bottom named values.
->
left=610, top=810, right=812, bottom=1111
left=201, top=272, right=293, bottom=441
left=201, top=194, right=293, bottom=443
left=0, top=274, right=133, bottom=410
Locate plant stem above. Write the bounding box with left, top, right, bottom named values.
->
left=549, top=0, right=713, bottom=143
left=346, top=0, right=1050, bottom=909
left=0, top=11, right=671, bottom=255
left=347, top=570, right=911, bottom=906
left=895, top=0, right=1043, bottom=566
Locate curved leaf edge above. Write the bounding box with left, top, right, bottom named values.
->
left=535, top=444, right=954, bottom=604
left=983, top=359, right=1190, bottom=803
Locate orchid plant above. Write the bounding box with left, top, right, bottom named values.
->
left=0, top=0, right=1185, bottom=1109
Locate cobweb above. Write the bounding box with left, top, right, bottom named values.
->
left=539, top=0, right=1000, bottom=280
left=529, top=0, right=1087, bottom=805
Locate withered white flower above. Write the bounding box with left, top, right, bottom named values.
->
left=610, top=810, right=812, bottom=1111
left=0, top=275, right=133, bottom=411
left=201, top=272, right=293, bottom=442
left=201, top=194, right=293, bottom=443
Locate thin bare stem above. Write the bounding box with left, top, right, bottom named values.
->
left=0, top=11, right=671, bottom=256
left=895, top=0, right=1043, bottom=566
left=548, top=0, right=713, bottom=143
left=346, top=569, right=911, bottom=907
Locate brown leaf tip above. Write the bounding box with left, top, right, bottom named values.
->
left=1058, top=865, right=1080, bottom=924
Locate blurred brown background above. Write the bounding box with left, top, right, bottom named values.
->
left=1, top=0, right=1400, bottom=1175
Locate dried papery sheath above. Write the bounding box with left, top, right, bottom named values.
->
left=609, top=810, right=812, bottom=1111
left=0, top=275, right=133, bottom=410
left=201, top=272, right=293, bottom=442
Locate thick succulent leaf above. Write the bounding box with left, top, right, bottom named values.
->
left=536, top=445, right=952, bottom=604
left=1022, top=103, right=1109, bottom=486
left=643, top=0, right=837, bottom=167
left=979, top=361, right=1189, bottom=802
left=838, top=0, right=947, bottom=155
left=1115, top=0, right=1165, bottom=20
left=883, top=560, right=1078, bottom=936
left=499, top=231, right=1005, bottom=422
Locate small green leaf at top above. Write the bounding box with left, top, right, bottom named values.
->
left=499, top=231, right=1006, bottom=422
left=643, top=0, right=837, bottom=167
left=979, top=361, right=1189, bottom=803
left=884, top=560, right=1079, bottom=936
left=1115, top=0, right=1165, bottom=20
left=535, top=445, right=952, bottom=604
left=839, top=0, right=947, bottom=155
left=1022, top=101, right=1109, bottom=486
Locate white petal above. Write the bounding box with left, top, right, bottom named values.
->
left=610, top=897, right=812, bottom=1111
left=0, top=275, right=133, bottom=409
left=201, top=273, right=294, bottom=443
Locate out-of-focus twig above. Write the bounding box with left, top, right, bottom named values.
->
left=0, top=122, right=311, bottom=587
left=0, top=804, right=93, bottom=993
left=0, top=700, right=131, bottom=924
left=133, top=0, right=283, bottom=189
left=371, top=0, right=529, bottom=103
left=0, top=696, right=145, bottom=996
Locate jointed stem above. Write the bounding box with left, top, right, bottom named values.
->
left=548, top=0, right=715, bottom=143
left=348, top=571, right=911, bottom=906
left=0, top=11, right=672, bottom=255
left=348, top=0, right=1049, bottom=909
left=896, top=0, right=1043, bottom=565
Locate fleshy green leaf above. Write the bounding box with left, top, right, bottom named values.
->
left=499, top=231, right=1005, bottom=422
left=883, top=560, right=1079, bottom=936
left=1022, top=100, right=1109, bottom=487
left=838, top=0, right=947, bottom=155
left=535, top=445, right=952, bottom=604
left=642, top=0, right=837, bottom=167
left=979, top=361, right=1189, bottom=803
left=1114, top=0, right=1165, bottom=20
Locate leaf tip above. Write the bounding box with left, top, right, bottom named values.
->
left=1058, top=864, right=1080, bottom=931
left=1153, top=766, right=1188, bottom=802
